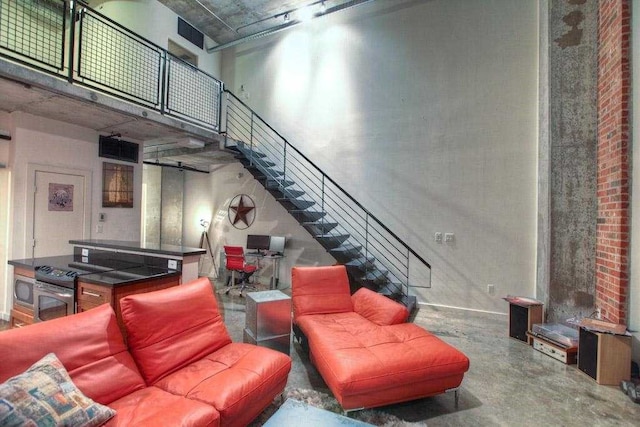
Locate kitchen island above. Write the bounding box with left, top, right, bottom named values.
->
left=69, top=239, right=206, bottom=283
left=8, top=253, right=181, bottom=331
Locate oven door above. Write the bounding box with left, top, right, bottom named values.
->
left=14, top=275, right=35, bottom=309
left=33, top=281, right=75, bottom=322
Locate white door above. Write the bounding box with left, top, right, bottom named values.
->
left=31, top=169, right=90, bottom=258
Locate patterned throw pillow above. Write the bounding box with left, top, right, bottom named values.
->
left=0, top=353, right=115, bottom=427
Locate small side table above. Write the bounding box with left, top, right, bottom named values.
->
left=243, top=290, right=291, bottom=355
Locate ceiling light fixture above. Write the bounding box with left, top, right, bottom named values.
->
left=212, top=0, right=377, bottom=53
left=320, top=1, right=327, bottom=13
left=283, top=13, right=290, bottom=23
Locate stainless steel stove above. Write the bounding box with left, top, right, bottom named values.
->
left=33, top=265, right=81, bottom=322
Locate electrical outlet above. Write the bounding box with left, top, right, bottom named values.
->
left=445, top=232, right=454, bottom=243
left=434, top=232, right=443, bottom=243
left=487, top=284, right=495, bottom=295
left=596, top=307, right=602, bottom=320
left=168, top=259, right=178, bottom=270
left=96, top=224, right=103, bottom=234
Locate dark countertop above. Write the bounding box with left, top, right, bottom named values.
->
left=9, top=255, right=99, bottom=274
left=69, top=239, right=206, bottom=257
left=8, top=255, right=179, bottom=287
left=78, top=266, right=180, bottom=286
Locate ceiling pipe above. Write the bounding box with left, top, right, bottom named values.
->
left=207, top=0, right=378, bottom=53
left=143, top=161, right=210, bottom=174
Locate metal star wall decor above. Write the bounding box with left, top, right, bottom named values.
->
left=228, top=194, right=256, bottom=229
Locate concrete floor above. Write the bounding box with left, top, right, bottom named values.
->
left=215, top=284, right=640, bottom=426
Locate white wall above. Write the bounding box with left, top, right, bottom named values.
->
left=221, top=0, right=539, bottom=313
left=182, top=162, right=335, bottom=288
left=9, top=113, right=143, bottom=254
left=1, top=112, right=143, bottom=318
left=0, top=112, right=10, bottom=319
left=92, top=0, right=221, bottom=79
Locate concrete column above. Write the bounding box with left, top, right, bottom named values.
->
left=161, top=167, right=184, bottom=246
left=538, top=0, right=599, bottom=322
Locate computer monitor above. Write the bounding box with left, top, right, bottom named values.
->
left=268, top=236, right=286, bottom=254
left=246, top=234, right=270, bottom=251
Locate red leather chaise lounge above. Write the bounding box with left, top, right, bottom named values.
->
left=0, top=277, right=291, bottom=426
left=292, top=265, right=470, bottom=411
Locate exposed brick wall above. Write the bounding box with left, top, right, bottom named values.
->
left=596, top=0, right=631, bottom=324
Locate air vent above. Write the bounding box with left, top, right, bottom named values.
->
left=99, top=135, right=139, bottom=163
left=178, top=17, right=204, bottom=49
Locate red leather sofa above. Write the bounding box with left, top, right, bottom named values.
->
left=0, top=277, right=291, bottom=426
left=292, top=265, right=470, bottom=411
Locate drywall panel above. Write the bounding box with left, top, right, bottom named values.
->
left=0, top=168, right=10, bottom=319
left=221, top=0, right=538, bottom=312
left=93, top=0, right=221, bottom=78
left=9, top=112, right=142, bottom=259
left=182, top=162, right=335, bottom=288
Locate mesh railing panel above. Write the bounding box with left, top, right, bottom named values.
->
left=0, top=1, right=223, bottom=131
left=166, top=55, right=221, bottom=129
left=77, top=10, right=161, bottom=106
left=0, top=0, right=65, bottom=71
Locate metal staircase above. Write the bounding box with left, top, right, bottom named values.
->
left=223, top=91, right=431, bottom=312
left=0, top=0, right=430, bottom=309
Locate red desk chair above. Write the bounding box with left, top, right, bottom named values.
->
left=223, top=245, right=258, bottom=296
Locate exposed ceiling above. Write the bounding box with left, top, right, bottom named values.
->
left=0, top=75, right=232, bottom=172
left=157, top=0, right=358, bottom=48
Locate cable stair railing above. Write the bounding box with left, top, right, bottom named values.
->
left=222, top=91, right=431, bottom=313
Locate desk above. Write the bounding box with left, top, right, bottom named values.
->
left=245, top=252, right=284, bottom=289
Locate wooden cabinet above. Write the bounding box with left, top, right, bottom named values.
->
left=10, top=306, right=34, bottom=328
left=77, top=281, right=113, bottom=312
left=10, top=268, right=35, bottom=328
left=77, top=275, right=180, bottom=338
left=578, top=327, right=631, bottom=385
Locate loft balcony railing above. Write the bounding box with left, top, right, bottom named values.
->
left=0, top=0, right=222, bottom=131
left=224, top=90, right=432, bottom=296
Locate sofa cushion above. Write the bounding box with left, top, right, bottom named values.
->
left=153, top=342, right=291, bottom=427
left=351, top=287, right=409, bottom=325
left=120, top=278, right=233, bottom=384
left=0, top=353, right=115, bottom=427
left=297, top=313, right=469, bottom=405
left=0, top=304, right=146, bottom=405
left=292, top=266, right=353, bottom=319
left=106, top=386, right=219, bottom=427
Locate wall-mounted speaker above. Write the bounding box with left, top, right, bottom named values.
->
left=99, top=135, right=139, bottom=163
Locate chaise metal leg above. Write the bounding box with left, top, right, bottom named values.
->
left=445, top=387, right=460, bottom=407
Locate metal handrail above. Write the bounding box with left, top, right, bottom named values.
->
left=223, top=90, right=431, bottom=293
left=0, top=0, right=222, bottom=131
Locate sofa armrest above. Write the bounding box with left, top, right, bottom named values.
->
left=351, top=288, right=409, bottom=325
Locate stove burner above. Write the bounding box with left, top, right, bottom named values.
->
left=35, top=265, right=79, bottom=288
